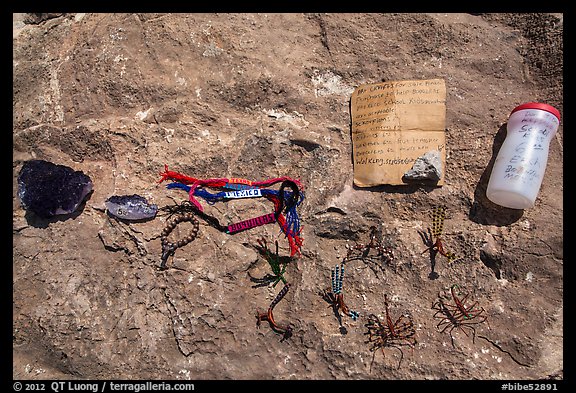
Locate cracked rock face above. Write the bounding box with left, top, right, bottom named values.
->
left=13, top=13, right=562, bottom=380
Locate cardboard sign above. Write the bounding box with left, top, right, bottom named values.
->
left=351, top=79, right=447, bottom=187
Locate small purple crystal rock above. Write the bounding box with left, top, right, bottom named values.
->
left=17, top=159, right=93, bottom=218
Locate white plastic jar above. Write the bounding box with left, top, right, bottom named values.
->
left=486, top=102, right=561, bottom=209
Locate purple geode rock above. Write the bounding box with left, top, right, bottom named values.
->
left=17, top=159, right=93, bottom=218
left=105, top=194, right=158, bottom=221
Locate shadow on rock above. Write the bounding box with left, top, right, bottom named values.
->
left=24, top=191, right=93, bottom=229
left=470, top=123, right=524, bottom=226
left=352, top=183, right=438, bottom=195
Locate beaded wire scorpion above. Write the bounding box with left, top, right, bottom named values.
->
left=421, top=206, right=457, bottom=264
left=364, top=294, right=417, bottom=371
left=322, top=263, right=360, bottom=331
left=255, top=282, right=293, bottom=342
left=431, top=284, right=490, bottom=348
left=344, top=226, right=395, bottom=276
left=249, top=238, right=290, bottom=288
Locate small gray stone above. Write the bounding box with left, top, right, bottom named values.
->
left=403, top=150, right=442, bottom=182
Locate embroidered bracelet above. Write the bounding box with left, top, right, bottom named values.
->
left=158, top=165, right=303, bottom=211
left=165, top=182, right=303, bottom=256
left=159, top=167, right=304, bottom=256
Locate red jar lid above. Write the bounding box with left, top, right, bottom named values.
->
left=511, top=102, right=561, bottom=122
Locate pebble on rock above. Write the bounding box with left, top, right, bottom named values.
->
left=403, top=150, right=443, bottom=182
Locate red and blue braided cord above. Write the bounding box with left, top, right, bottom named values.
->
left=165, top=181, right=303, bottom=256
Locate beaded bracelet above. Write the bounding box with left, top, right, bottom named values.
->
left=158, top=165, right=303, bottom=212
left=159, top=212, right=200, bottom=270
left=169, top=183, right=303, bottom=238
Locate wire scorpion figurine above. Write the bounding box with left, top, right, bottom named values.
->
left=322, top=263, right=360, bottom=329
left=255, top=282, right=293, bottom=342
left=431, top=284, right=490, bottom=348
left=364, top=294, right=417, bottom=371
left=344, top=226, right=396, bottom=276
left=421, top=206, right=457, bottom=263
left=345, top=225, right=395, bottom=264
left=249, top=238, right=290, bottom=288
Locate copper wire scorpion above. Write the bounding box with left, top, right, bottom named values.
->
left=431, top=284, right=490, bottom=348
left=364, top=294, right=417, bottom=371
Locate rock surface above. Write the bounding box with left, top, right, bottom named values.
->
left=13, top=13, right=563, bottom=381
